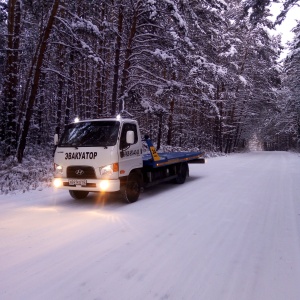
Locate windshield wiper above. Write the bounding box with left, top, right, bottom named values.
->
left=70, top=143, right=79, bottom=149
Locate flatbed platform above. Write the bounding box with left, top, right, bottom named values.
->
left=143, top=151, right=205, bottom=168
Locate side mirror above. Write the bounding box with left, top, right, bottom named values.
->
left=126, top=131, right=134, bottom=145
left=54, top=133, right=59, bottom=145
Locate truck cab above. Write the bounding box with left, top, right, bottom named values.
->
left=53, top=117, right=143, bottom=202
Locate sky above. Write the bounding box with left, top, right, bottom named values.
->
left=270, top=2, right=300, bottom=57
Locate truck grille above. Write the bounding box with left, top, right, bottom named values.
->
left=67, top=166, right=96, bottom=179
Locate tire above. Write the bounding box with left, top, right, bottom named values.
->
left=174, top=162, right=189, bottom=184
left=121, top=173, right=141, bottom=203
left=69, top=190, right=89, bottom=200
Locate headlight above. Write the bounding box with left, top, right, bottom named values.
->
left=99, top=163, right=118, bottom=177
left=54, top=164, right=63, bottom=175
left=100, top=165, right=113, bottom=176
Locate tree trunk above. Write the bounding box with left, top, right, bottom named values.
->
left=64, top=51, right=73, bottom=125
left=156, top=113, right=163, bottom=150
left=119, top=2, right=139, bottom=112
left=37, top=73, right=45, bottom=145
left=1, top=0, right=22, bottom=156
left=111, top=5, right=123, bottom=116
left=17, top=0, right=60, bottom=162
left=167, top=98, right=174, bottom=146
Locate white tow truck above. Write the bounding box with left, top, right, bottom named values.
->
left=53, top=116, right=205, bottom=203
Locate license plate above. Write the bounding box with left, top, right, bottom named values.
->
left=68, top=179, right=87, bottom=186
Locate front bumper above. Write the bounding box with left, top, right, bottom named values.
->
left=53, top=178, right=120, bottom=192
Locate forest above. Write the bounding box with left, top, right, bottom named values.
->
left=0, top=0, right=300, bottom=167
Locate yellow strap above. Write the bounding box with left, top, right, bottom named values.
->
left=149, top=146, right=161, bottom=161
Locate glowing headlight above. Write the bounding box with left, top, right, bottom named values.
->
left=99, top=180, right=109, bottom=190
left=53, top=178, right=63, bottom=188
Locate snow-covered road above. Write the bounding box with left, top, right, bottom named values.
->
left=1, top=151, right=300, bottom=300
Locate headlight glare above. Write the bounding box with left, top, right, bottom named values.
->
left=99, top=180, right=109, bottom=190
left=53, top=178, right=63, bottom=188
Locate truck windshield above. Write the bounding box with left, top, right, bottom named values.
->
left=58, top=121, right=120, bottom=147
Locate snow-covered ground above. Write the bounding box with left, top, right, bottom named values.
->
left=1, top=151, right=300, bottom=300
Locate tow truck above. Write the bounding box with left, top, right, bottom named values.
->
left=53, top=116, right=205, bottom=203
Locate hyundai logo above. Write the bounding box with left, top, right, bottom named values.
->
left=75, top=169, right=84, bottom=176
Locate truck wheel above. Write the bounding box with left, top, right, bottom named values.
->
left=174, top=162, right=189, bottom=184
left=121, top=173, right=141, bottom=203
left=69, top=190, right=89, bottom=200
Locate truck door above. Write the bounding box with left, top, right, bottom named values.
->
left=119, top=123, right=142, bottom=176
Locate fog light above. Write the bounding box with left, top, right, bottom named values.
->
left=53, top=178, right=63, bottom=188
left=99, top=180, right=109, bottom=191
